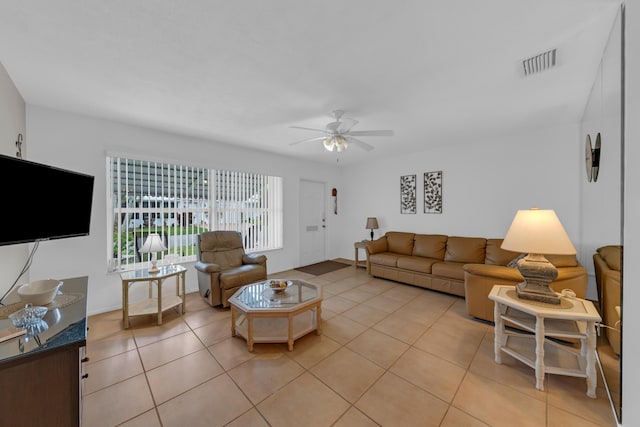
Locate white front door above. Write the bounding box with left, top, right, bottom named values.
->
left=299, top=180, right=326, bottom=266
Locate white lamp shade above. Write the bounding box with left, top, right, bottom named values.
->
left=501, top=209, right=576, bottom=255
left=139, top=233, right=167, bottom=253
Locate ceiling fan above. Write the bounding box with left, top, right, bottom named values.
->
left=289, top=110, right=394, bottom=152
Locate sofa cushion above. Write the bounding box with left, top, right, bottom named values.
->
left=485, top=238, right=521, bottom=266
left=597, top=245, right=622, bottom=271
left=546, top=254, right=579, bottom=268
left=507, top=253, right=527, bottom=268
left=386, top=232, right=415, bottom=255
left=432, top=261, right=466, bottom=281
left=444, top=237, right=487, bottom=264
left=369, top=252, right=409, bottom=267
left=397, top=256, right=440, bottom=274
left=201, top=248, right=244, bottom=269
left=412, top=234, right=447, bottom=259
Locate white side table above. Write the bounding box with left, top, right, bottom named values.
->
left=120, top=265, right=186, bottom=328
left=488, top=285, right=601, bottom=398
left=229, top=279, right=322, bottom=351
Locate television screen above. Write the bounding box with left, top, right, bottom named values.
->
left=0, top=154, right=95, bottom=246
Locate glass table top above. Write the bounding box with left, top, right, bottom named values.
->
left=231, top=279, right=320, bottom=310
left=120, top=265, right=186, bottom=281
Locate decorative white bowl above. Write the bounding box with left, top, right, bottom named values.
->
left=17, top=279, right=63, bottom=305
left=268, top=280, right=290, bottom=294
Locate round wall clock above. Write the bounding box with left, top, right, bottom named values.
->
left=592, top=133, right=601, bottom=182
left=585, top=134, right=593, bottom=182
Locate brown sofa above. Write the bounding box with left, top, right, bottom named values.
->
left=365, top=231, right=588, bottom=323
left=195, top=231, right=267, bottom=308
left=593, top=245, right=621, bottom=355
left=464, top=254, right=588, bottom=323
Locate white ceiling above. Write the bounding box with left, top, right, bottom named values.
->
left=0, top=0, right=621, bottom=166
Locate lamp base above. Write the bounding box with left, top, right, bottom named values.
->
left=515, top=253, right=561, bottom=305
left=148, top=259, right=160, bottom=274
left=515, top=281, right=561, bottom=304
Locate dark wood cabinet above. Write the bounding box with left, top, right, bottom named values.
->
left=0, top=277, right=88, bottom=426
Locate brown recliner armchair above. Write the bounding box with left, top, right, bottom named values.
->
left=195, top=231, right=267, bottom=308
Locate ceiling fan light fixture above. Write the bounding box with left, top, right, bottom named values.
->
left=290, top=110, right=393, bottom=154
left=323, top=135, right=348, bottom=152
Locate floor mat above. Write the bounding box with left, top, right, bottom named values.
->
left=294, top=260, right=351, bottom=276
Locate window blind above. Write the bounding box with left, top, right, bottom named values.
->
left=108, top=156, right=283, bottom=271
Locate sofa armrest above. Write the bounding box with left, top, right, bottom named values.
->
left=555, top=266, right=588, bottom=281
left=243, top=253, right=267, bottom=265
left=463, top=264, right=523, bottom=281
left=195, top=261, right=222, bottom=273
left=464, top=263, right=586, bottom=284
left=366, top=237, right=388, bottom=256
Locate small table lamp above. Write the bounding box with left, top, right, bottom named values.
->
left=365, top=217, right=379, bottom=241
left=501, top=208, right=576, bottom=304
left=139, top=233, right=167, bottom=274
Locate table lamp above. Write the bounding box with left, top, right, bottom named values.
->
left=500, top=208, right=576, bottom=304
left=365, top=217, right=379, bottom=241
left=139, top=233, right=167, bottom=274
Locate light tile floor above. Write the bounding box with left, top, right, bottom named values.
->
left=83, top=262, right=619, bottom=426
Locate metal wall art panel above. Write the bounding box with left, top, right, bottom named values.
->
left=400, top=174, right=416, bottom=214
left=424, top=171, right=443, bottom=214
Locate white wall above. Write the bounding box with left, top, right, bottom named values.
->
left=579, top=6, right=624, bottom=421
left=0, top=63, right=24, bottom=157
left=0, top=62, right=28, bottom=299
left=23, top=106, right=341, bottom=314
left=336, top=123, right=583, bottom=270
left=622, top=2, right=639, bottom=425
left=579, top=7, right=623, bottom=300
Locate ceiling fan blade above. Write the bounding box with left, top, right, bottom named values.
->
left=289, top=125, right=330, bottom=133
left=347, top=130, right=394, bottom=136
left=325, top=121, right=341, bottom=132
left=337, top=118, right=358, bottom=133
left=288, top=136, right=327, bottom=146
left=347, top=136, right=375, bottom=151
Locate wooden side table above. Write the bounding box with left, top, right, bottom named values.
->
left=120, top=265, right=186, bottom=328
left=489, top=285, right=601, bottom=397
left=354, top=241, right=368, bottom=268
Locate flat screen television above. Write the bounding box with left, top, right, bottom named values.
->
left=0, top=154, right=95, bottom=246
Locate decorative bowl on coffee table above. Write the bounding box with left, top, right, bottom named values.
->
left=268, top=280, right=290, bottom=294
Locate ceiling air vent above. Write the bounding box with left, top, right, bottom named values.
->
left=522, top=48, right=557, bottom=76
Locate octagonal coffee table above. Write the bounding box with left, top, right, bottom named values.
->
left=228, top=279, right=322, bottom=351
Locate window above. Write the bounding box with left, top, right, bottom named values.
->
left=108, top=156, right=283, bottom=271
